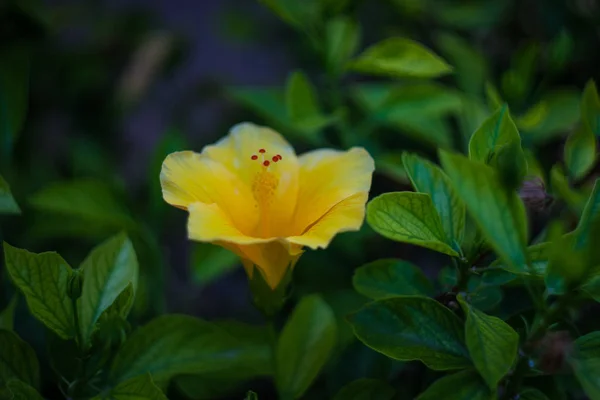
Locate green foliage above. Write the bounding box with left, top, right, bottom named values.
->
left=332, top=378, right=395, bottom=400
left=349, top=38, right=452, bottom=79
left=458, top=295, right=518, bottom=389
left=4, top=243, right=76, bottom=339
left=352, top=259, right=434, bottom=299
left=440, top=151, right=528, bottom=272
left=0, top=175, right=20, bottom=214
left=3, top=1, right=600, bottom=399
left=416, top=370, right=492, bottom=400
left=93, top=374, right=166, bottom=400
left=367, top=192, right=459, bottom=256
left=0, top=330, right=40, bottom=391
left=276, top=295, right=337, bottom=399
left=348, top=296, right=470, bottom=370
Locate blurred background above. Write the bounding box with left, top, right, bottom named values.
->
left=1, top=0, right=600, bottom=398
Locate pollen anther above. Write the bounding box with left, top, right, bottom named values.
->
left=251, top=155, right=258, bottom=160
left=263, top=160, right=270, bottom=167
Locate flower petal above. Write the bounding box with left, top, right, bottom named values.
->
left=287, top=192, right=369, bottom=249
left=160, top=151, right=258, bottom=234
left=292, top=147, right=374, bottom=234
left=203, top=122, right=300, bottom=237
left=187, top=202, right=268, bottom=244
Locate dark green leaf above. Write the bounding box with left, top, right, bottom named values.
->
left=485, top=82, right=503, bottom=111
left=468, top=105, right=525, bottom=168
left=322, top=290, right=367, bottom=350
left=110, top=315, right=272, bottom=384
left=349, top=38, right=452, bottom=79
left=348, top=296, right=470, bottom=370
left=416, top=370, right=492, bottom=400
left=520, top=388, right=550, bottom=400
left=325, top=16, right=359, bottom=76
left=0, top=296, right=17, bottom=330
left=276, top=295, right=337, bottom=399
left=549, top=165, right=587, bottom=215
left=440, top=151, right=528, bottom=272
left=435, top=32, right=488, bottom=96
left=0, top=45, right=30, bottom=158
left=582, top=80, right=600, bottom=136
left=258, top=0, right=320, bottom=30
left=469, top=286, right=503, bottom=312
left=3, top=243, right=75, bottom=339
left=332, top=378, right=395, bottom=400
left=191, top=243, right=239, bottom=286
left=548, top=30, right=573, bottom=73
left=565, top=123, right=596, bottom=181
left=5, top=380, right=43, bottom=400
left=518, top=90, right=580, bottom=143
left=245, top=391, right=259, bottom=400
left=352, top=259, right=434, bottom=299
left=403, top=152, right=465, bottom=245
left=285, top=71, right=331, bottom=132
left=93, top=374, right=166, bottom=400
left=458, top=296, right=518, bottom=388
left=367, top=192, right=458, bottom=256
left=0, top=175, right=20, bottom=215
left=78, top=233, right=138, bottom=346
left=0, top=330, right=39, bottom=389
left=29, top=179, right=135, bottom=230
left=569, top=331, right=600, bottom=399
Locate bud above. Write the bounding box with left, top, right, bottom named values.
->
left=536, top=331, right=573, bottom=373
left=67, top=270, right=83, bottom=300
left=518, top=176, right=552, bottom=212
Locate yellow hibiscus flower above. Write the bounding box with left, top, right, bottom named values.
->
left=160, top=122, right=375, bottom=289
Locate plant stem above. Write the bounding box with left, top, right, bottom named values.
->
left=453, top=257, right=471, bottom=292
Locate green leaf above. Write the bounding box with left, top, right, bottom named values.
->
left=3, top=243, right=75, bottom=339
left=435, top=32, right=488, bottom=96
left=582, top=80, right=600, bottom=136
left=468, top=105, right=525, bottom=170
left=93, top=374, right=166, bottom=400
left=565, top=123, right=596, bottom=181
left=519, top=388, right=550, bottom=400
left=416, top=370, right=492, bottom=400
left=0, top=296, right=17, bottom=330
left=276, top=295, right=337, bottom=399
left=0, top=45, right=30, bottom=159
left=0, top=175, right=20, bottom=215
left=457, top=296, right=518, bottom=389
left=352, top=259, right=434, bottom=299
left=349, top=37, right=452, bottom=79
left=402, top=152, right=465, bottom=245
left=518, top=90, right=580, bottom=143
left=485, top=82, right=503, bottom=111
left=5, top=380, right=43, bottom=400
left=352, top=83, right=461, bottom=148
left=258, top=0, right=320, bottom=30
left=548, top=30, right=573, bottom=73
left=29, top=179, right=135, bottom=230
left=0, top=330, right=39, bottom=389
left=325, top=16, right=359, bottom=76
left=348, top=296, right=470, bottom=370
left=332, top=378, right=395, bottom=400
left=191, top=243, right=239, bottom=286
left=110, top=315, right=272, bottom=384
left=549, top=165, right=588, bottom=215
left=439, top=151, right=528, bottom=272
left=367, top=192, right=459, bottom=256
left=569, top=331, right=600, bottom=399
left=469, top=286, right=503, bottom=312
left=285, top=71, right=330, bottom=131
left=78, top=233, right=138, bottom=346
left=245, top=391, right=259, bottom=400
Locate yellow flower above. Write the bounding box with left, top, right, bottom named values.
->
left=160, top=123, right=375, bottom=289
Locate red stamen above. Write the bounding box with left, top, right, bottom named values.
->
left=263, top=160, right=270, bottom=167
left=272, top=156, right=279, bottom=162
left=276, top=154, right=282, bottom=160
left=258, top=149, right=266, bottom=153
left=251, top=155, right=258, bottom=160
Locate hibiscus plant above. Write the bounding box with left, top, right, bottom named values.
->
left=2, top=1, right=600, bottom=400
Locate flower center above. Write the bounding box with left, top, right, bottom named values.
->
left=250, top=148, right=283, bottom=236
